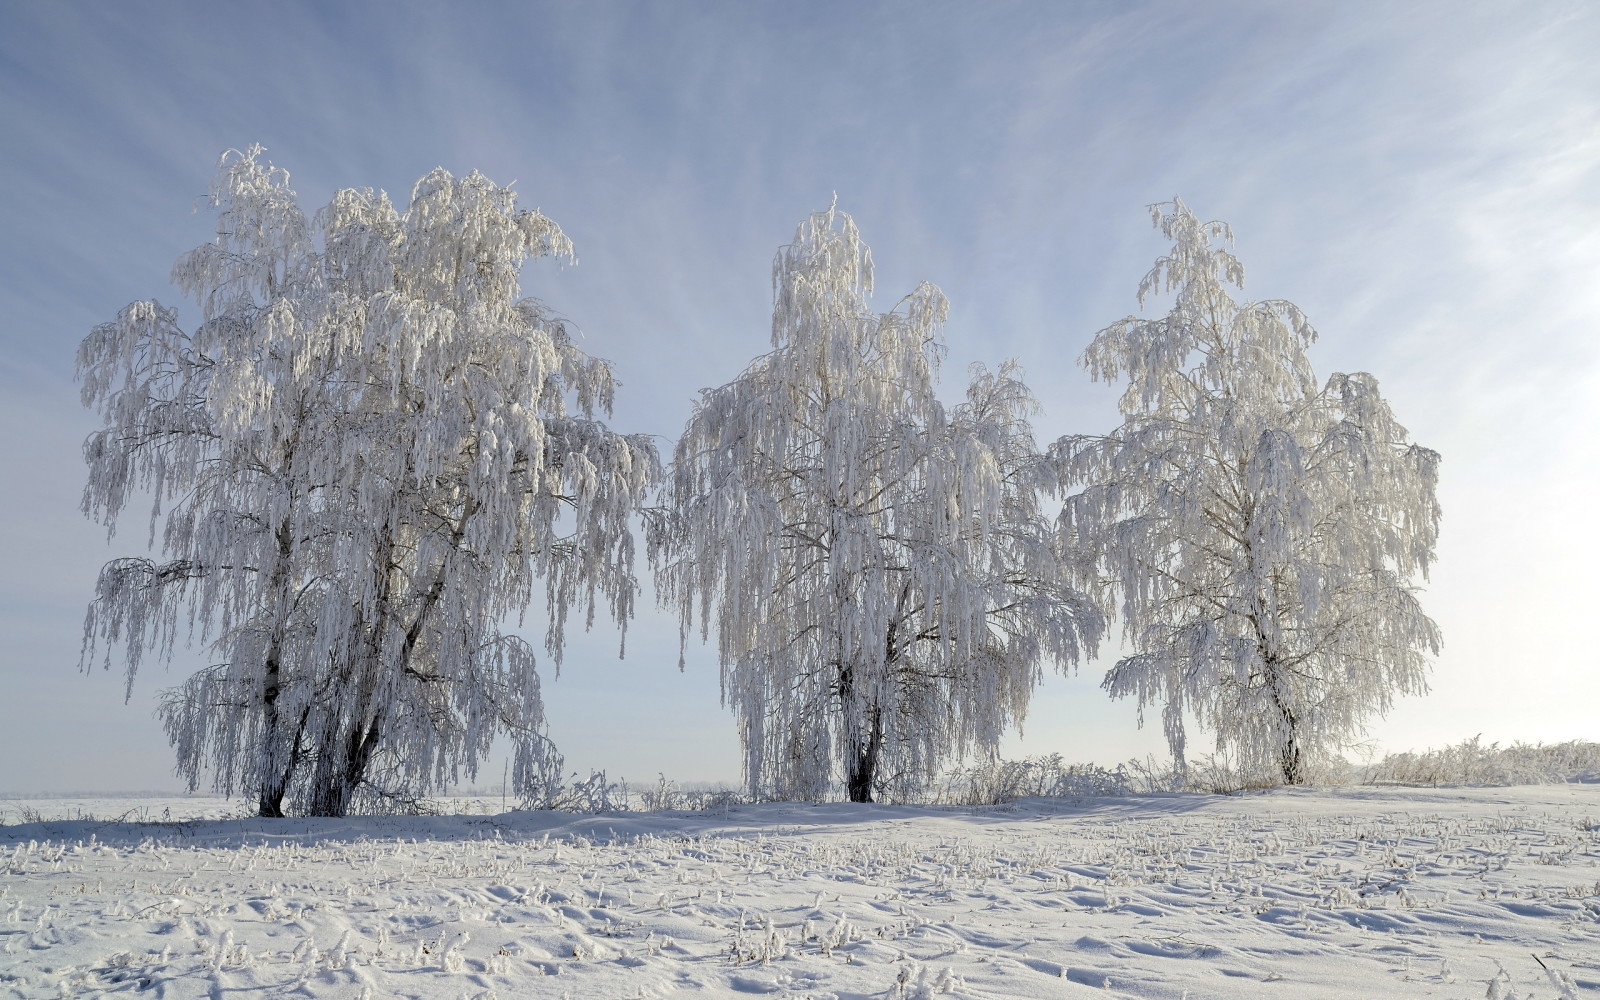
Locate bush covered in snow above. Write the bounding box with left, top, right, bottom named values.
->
left=1362, top=736, right=1600, bottom=787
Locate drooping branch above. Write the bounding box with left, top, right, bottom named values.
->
left=1056, top=198, right=1441, bottom=785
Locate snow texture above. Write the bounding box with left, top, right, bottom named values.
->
left=3, top=785, right=1598, bottom=998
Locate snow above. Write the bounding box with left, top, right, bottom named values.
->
left=4, top=785, right=1597, bottom=998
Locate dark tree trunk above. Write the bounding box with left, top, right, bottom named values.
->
left=257, top=514, right=298, bottom=819
left=845, top=704, right=884, bottom=803
left=257, top=784, right=286, bottom=818
left=307, top=761, right=356, bottom=817
left=257, top=652, right=287, bottom=817
left=305, top=523, right=397, bottom=818
left=1279, top=740, right=1304, bottom=786
left=1266, top=666, right=1305, bottom=785
left=838, top=662, right=886, bottom=803
left=307, top=744, right=353, bottom=817
left=1253, top=605, right=1305, bottom=787
left=306, top=713, right=381, bottom=817
left=258, top=705, right=310, bottom=817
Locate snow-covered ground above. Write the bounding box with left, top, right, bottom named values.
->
left=3, top=785, right=1596, bottom=999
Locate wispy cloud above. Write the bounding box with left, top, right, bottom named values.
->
left=2, top=0, right=1596, bottom=791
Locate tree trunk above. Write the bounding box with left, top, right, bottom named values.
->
left=1253, top=611, right=1305, bottom=787
left=256, top=637, right=292, bottom=816
left=304, top=522, right=397, bottom=818
left=1277, top=720, right=1305, bottom=785
left=307, top=743, right=354, bottom=817
left=259, top=704, right=311, bottom=817
left=838, top=662, right=885, bottom=804
left=1266, top=667, right=1304, bottom=785
left=307, top=760, right=358, bottom=817
left=257, top=782, right=286, bottom=818
left=845, top=704, right=883, bottom=803
left=257, top=514, right=297, bottom=818
left=257, top=651, right=287, bottom=817
left=305, top=700, right=383, bottom=816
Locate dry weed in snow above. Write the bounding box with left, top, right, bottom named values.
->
left=2, top=785, right=1598, bottom=998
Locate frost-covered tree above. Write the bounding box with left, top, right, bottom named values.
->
left=1052, top=199, right=1441, bottom=785
left=79, top=147, right=657, bottom=816
left=652, top=205, right=1102, bottom=803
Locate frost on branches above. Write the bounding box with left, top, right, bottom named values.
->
left=1053, top=199, right=1441, bottom=785
left=652, top=205, right=1103, bottom=803
left=78, top=147, right=657, bottom=817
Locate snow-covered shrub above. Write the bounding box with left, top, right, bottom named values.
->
left=544, top=771, right=629, bottom=813
left=1362, top=737, right=1600, bottom=786
left=929, top=747, right=1365, bottom=803
left=1179, top=752, right=1293, bottom=794
left=930, top=755, right=1135, bottom=804
left=636, top=776, right=748, bottom=812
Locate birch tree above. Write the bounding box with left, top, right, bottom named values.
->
left=652, top=205, right=1103, bottom=802
left=79, top=147, right=657, bottom=816
left=1052, top=199, right=1441, bottom=785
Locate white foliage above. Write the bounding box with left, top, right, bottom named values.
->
left=78, top=146, right=657, bottom=816
left=652, top=204, right=1102, bottom=802
left=1052, top=199, right=1441, bottom=784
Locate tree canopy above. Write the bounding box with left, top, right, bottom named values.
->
left=652, top=205, right=1103, bottom=801
left=79, top=147, right=657, bottom=816
left=1052, top=199, right=1442, bottom=784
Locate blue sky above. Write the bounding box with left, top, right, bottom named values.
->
left=2, top=1, right=1596, bottom=793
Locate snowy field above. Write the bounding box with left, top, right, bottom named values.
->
left=3, top=786, right=1597, bottom=999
